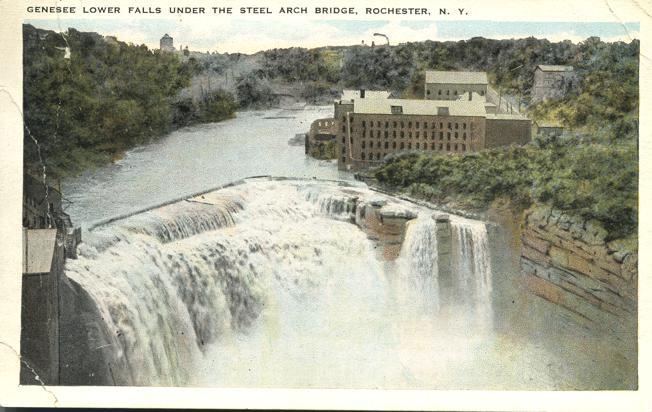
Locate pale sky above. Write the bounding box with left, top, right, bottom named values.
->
left=25, top=19, right=640, bottom=54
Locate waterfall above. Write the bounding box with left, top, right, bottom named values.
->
left=65, top=180, right=496, bottom=386
left=398, top=217, right=440, bottom=313
left=450, top=220, right=493, bottom=327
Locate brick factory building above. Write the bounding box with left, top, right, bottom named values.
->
left=335, top=92, right=531, bottom=170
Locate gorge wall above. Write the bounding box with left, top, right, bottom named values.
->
left=519, top=205, right=637, bottom=340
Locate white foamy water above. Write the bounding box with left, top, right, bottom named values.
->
left=65, top=180, right=560, bottom=389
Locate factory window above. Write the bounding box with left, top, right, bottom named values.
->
left=362, top=120, right=366, bottom=127
left=377, top=153, right=381, bottom=160
left=361, top=152, right=366, bottom=160
left=454, top=90, right=458, bottom=95
left=350, top=117, right=354, bottom=122
left=400, top=131, right=404, bottom=138
left=440, top=122, right=443, bottom=129
left=342, top=125, right=346, bottom=132
left=384, top=142, right=389, bottom=149
left=427, top=89, right=431, bottom=95
left=447, top=122, right=451, bottom=129
left=431, top=143, right=435, bottom=150
left=342, top=137, right=345, bottom=143
left=416, top=143, right=420, bottom=149
left=431, top=122, right=436, bottom=129
left=391, top=106, right=403, bottom=114
left=455, top=123, right=459, bottom=129
left=480, top=91, right=485, bottom=96
left=438, top=90, right=442, bottom=95
left=439, top=132, right=443, bottom=139
left=401, top=121, right=405, bottom=128
left=342, top=156, right=345, bottom=162
left=446, top=90, right=450, bottom=95
left=416, top=122, right=420, bottom=129
left=454, top=143, right=458, bottom=151
left=455, top=132, right=458, bottom=138
left=377, top=130, right=381, bottom=138
left=370, top=141, right=374, bottom=148
left=385, top=121, right=389, bottom=128
left=408, top=121, right=412, bottom=128
left=446, top=143, right=450, bottom=150
left=342, top=116, right=345, bottom=122
left=447, top=132, right=451, bottom=140
left=463, top=123, right=467, bottom=129
left=408, top=132, right=412, bottom=138
left=362, top=130, right=366, bottom=137
left=377, top=121, right=381, bottom=127
left=462, top=144, right=466, bottom=151
left=431, top=131, right=435, bottom=139
left=400, top=142, right=405, bottom=149
left=384, top=131, right=388, bottom=138
left=342, top=147, right=346, bottom=154
left=393, top=131, right=396, bottom=138
left=416, top=131, right=420, bottom=138
left=439, top=143, right=443, bottom=150
left=463, top=133, right=467, bottom=140
left=393, top=142, right=396, bottom=149
left=362, top=141, right=366, bottom=148
left=393, top=121, right=397, bottom=128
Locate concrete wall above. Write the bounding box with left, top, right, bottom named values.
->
left=20, top=230, right=64, bottom=385
left=485, top=118, right=531, bottom=148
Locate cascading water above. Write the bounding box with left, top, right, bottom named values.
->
left=65, top=179, right=500, bottom=388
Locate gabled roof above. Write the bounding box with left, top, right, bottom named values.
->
left=425, top=71, right=488, bottom=85
left=536, top=65, right=573, bottom=72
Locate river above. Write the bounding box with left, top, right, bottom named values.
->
left=61, top=106, right=630, bottom=390
left=63, top=106, right=350, bottom=226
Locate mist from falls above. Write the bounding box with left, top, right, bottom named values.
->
left=65, top=179, right=555, bottom=389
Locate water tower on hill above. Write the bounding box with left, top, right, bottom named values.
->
left=160, top=34, right=174, bottom=52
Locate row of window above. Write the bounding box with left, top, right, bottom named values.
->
left=341, top=141, right=470, bottom=162
left=358, top=141, right=468, bottom=152
left=358, top=120, right=469, bottom=130
left=359, top=130, right=468, bottom=140
left=426, top=89, right=486, bottom=97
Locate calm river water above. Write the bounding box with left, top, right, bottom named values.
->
left=63, top=106, right=351, bottom=225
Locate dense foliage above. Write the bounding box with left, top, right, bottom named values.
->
left=23, top=24, right=236, bottom=177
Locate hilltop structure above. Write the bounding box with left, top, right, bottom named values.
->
left=335, top=90, right=531, bottom=170
left=531, top=65, right=577, bottom=102
left=160, top=33, right=174, bottom=52
left=424, top=70, right=488, bottom=100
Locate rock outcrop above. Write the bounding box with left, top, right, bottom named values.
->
left=520, top=205, right=637, bottom=336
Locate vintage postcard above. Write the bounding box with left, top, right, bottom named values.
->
left=0, top=0, right=650, bottom=409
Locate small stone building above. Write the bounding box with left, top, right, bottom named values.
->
left=534, top=120, right=564, bottom=137
left=424, top=71, right=488, bottom=100
left=160, top=33, right=175, bottom=52
left=531, top=65, right=577, bottom=102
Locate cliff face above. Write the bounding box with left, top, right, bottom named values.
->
left=519, top=205, right=637, bottom=337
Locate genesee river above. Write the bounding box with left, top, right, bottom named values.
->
left=63, top=106, right=349, bottom=226
left=61, top=106, right=633, bottom=389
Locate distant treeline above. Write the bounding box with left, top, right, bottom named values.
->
left=207, top=37, right=638, bottom=107
left=23, top=24, right=236, bottom=177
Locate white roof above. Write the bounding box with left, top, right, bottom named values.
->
left=425, top=71, right=488, bottom=85
left=341, top=89, right=391, bottom=101
left=23, top=228, right=57, bottom=274
left=536, top=65, right=573, bottom=72
left=486, top=113, right=530, bottom=121
left=353, top=97, right=487, bottom=117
